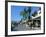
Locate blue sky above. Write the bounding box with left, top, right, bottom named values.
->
left=11, top=6, right=40, bottom=21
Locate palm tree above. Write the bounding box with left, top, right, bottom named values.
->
left=32, top=10, right=37, bottom=17
left=27, top=7, right=31, bottom=20
left=20, top=7, right=32, bottom=20
left=20, top=8, right=28, bottom=20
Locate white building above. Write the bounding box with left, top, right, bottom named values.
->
left=32, top=10, right=41, bottom=19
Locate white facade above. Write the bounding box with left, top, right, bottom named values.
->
left=32, top=10, right=41, bottom=19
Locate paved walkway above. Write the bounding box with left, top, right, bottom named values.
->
left=14, top=24, right=30, bottom=31
left=13, top=24, right=40, bottom=31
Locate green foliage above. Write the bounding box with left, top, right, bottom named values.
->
left=20, top=8, right=28, bottom=20
left=20, top=7, right=31, bottom=20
